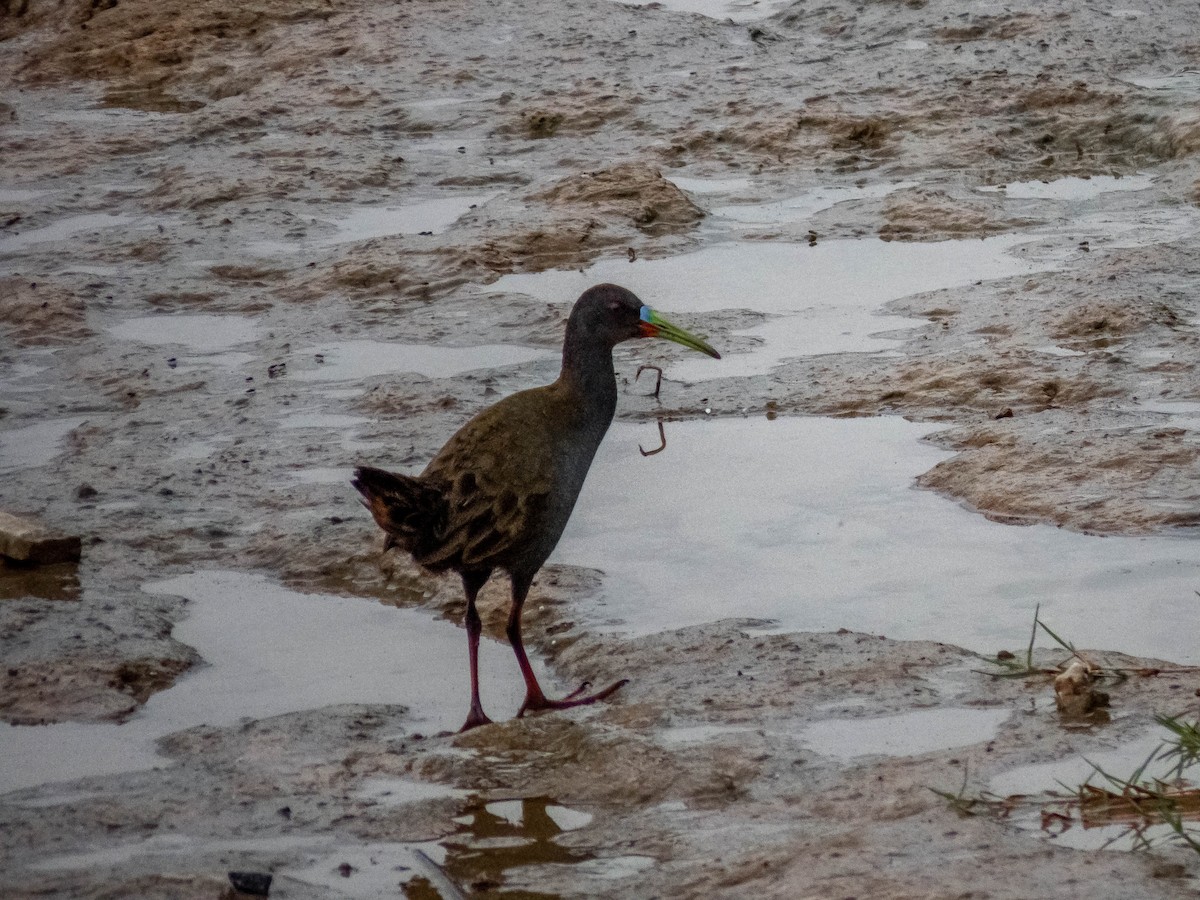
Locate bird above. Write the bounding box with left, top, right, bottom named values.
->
left=352, top=283, right=720, bottom=731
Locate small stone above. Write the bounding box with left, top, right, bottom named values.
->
left=1054, top=658, right=1108, bottom=717
left=0, top=511, right=82, bottom=565
left=228, top=871, right=272, bottom=896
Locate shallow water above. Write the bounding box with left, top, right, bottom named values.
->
left=247, top=194, right=491, bottom=256
left=978, top=174, right=1153, bottom=201
left=108, top=314, right=262, bottom=352
left=490, top=233, right=1047, bottom=379
left=0, top=571, right=533, bottom=793
left=667, top=175, right=754, bottom=195
left=554, top=417, right=1200, bottom=663
left=290, top=339, right=555, bottom=382
left=322, top=194, right=493, bottom=243
left=799, top=707, right=1012, bottom=759
left=712, top=181, right=919, bottom=224
left=989, top=732, right=1192, bottom=852
left=24, top=791, right=620, bottom=896
left=0, top=212, right=133, bottom=253
left=1138, top=398, right=1200, bottom=430
left=0, top=417, right=87, bottom=476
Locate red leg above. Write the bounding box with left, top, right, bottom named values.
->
left=507, top=574, right=629, bottom=718
left=459, top=571, right=493, bottom=732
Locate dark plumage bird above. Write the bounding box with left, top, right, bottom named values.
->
left=353, top=283, right=720, bottom=731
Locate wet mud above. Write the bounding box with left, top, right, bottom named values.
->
left=2, top=0, right=1200, bottom=895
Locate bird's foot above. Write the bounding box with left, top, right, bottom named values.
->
left=459, top=705, right=494, bottom=733
left=517, top=678, right=629, bottom=718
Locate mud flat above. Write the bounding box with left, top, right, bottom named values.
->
left=2, top=0, right=1200, bottom=896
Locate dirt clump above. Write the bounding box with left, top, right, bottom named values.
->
left=935, top=12, right=1042, bottom=42
left=0, top=653, right=193, bottom=724
left=879, top=187, right=1025, bottom=241
left=917, top=421, right=1200, bottom=533
left=533, top=163, right=705, bottom=235
left=0, top=277, right=92, bottom=346
left=14, top=0, right=345, bottom=108
left=502, top=97, right=633, bottom=140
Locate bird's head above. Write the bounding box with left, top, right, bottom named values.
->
left=572, top=283, right=721, bottom=358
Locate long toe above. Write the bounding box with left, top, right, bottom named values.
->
left=518, top=678, right=629, bottom=718
left=459, top=708, right=494, bottom=732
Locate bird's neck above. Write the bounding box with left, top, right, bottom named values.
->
left=558, top=331, right=618, bottom=427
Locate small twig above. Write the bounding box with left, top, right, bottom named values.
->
left=1025, top=603, right=1040, bottom=671
left=639, top=419, right=667, bottom=457
left=636, top=364, right=662, bottom=399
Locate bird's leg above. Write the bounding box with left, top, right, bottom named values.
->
left=459, top=571, right=494, bottom=732
left=507, top=575, right=629, bottom=718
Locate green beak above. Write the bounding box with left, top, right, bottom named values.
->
left=639, top=306, right=721, bottom=359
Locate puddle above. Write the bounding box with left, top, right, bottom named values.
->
left=990, top=735, right=1167, bottom=799
left=1125, top=71, right=1200, bottom=94
left=489, top=233, right=1047, bottom=378
left=0, top=571, right=533, bottom=793
left=667, top=175, right=754, bottom=195
left=322, top=195, right=492, bottom=242
left=615, top=0, right=796, bottom=23
left=0, top=186, right=54, bottom=204
left=1, top=356, right=56, bottom=390
left=0, top=561, right=81, bottom=602
left=978, top=174, right=1153, bottom=201
left=30, top=794, right=616, bottom=896
left=988, top=732, right=1196, bottom=852
left=0, top=213, right=133, bottom=253
left=712, top=181, right=919, bottom=224
left=415, top=796, right=648, bottom=897
left=0, top=417, right=86, bottom=476
left=250, top=195, right=491, bottom=255
left=354, top=776, right=467, bottom=806
left=1137, top=398, right=1200, bottom=430
left=799, top=707, right=1011, bottom=760
left=554, top=417, right=1200, bottom=663
left=289, top=340, right=555, bottom=382
left=108, top=314, right=262, bottom=352
left=168, top=437, right=230, bottom=462
left=1035, top=345, right=1087, bottom=357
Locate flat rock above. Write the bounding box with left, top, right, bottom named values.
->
left=0, top=511, right=82, bottom=565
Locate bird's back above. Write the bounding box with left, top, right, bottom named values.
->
left=355, top=379, right=611, bottom=577
left=418, top=380, right=606, bottom=576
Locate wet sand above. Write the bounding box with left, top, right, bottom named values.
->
left=2, top=0, right=1199, bottom=895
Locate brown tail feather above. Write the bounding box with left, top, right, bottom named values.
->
left=351, top=465, right=447, bottom=554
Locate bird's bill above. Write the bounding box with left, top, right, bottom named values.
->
left=639, top=307, right=721, bottom=359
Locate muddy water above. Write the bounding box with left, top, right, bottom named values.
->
left=490, top=232, right=1049, bottom=378
left=989, top=731, right=1190, bottom=853
left=0, top=571, right=533, bottom=793
left=289, top=340, right=556, bottom=383
left=555, top=417, right=1200, bottom=662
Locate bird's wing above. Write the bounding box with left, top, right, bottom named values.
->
left=419, top=386, right=568, bottom=570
